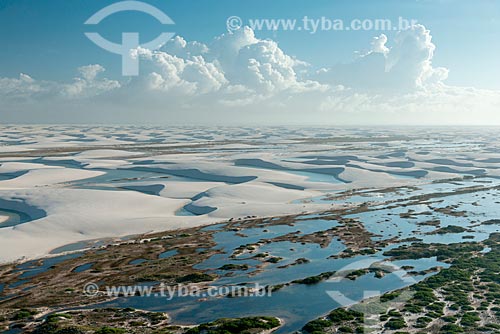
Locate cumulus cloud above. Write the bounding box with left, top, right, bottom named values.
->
left=386, top=24, right=448, bottom=89
left=0, top=64, right=120, bottom=105
left=0, top=24, right=499, bottom=124
left=132, top=48, right=227, bottom=94
left=61, top=65, right=121, bottom=98
left=0, top=74, right=60, bottom=106
left=371, top=34, right=389, bottom=54
left=160, top=36, right=209, bottom=59
left=209, top=28, right=313, bottom=94
left=131, top=27, right=323, bottom=97
left=314, top=24, right=449, bottom=92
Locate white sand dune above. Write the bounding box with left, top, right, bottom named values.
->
left=0, top=168, right=104, bottom=189
left=1, top=125, right=499, bottom=263
left=0, top=162, right=57, bottom=173
left=0, top=188, right=208, bottom=263
left=338, top=167, right=414, bottom=189
left=158, top=181, right=225, bottom=199
left=200, top=181, right=319, bottom=204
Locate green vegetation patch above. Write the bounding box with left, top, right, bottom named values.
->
left=185, top=316, right=280, bottom=334
left=175, top=273, right=216, bottom=283
left=292, top=271, right=335, bottom=285
left=218, top=264, right=249, bottom=271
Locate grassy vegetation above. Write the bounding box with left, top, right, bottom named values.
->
left=95, top=327, right=127, bottom=334
left=265, top=256, right=283, bottom=264
left=25, top=308, right=279, bottom=334
left=383, top=241, right=483, bottom=261
left=303, top=233, right=500, bottom=334
left=427, top=225, right=469, bottom=235
left=218, top=264, right=249, bottom=271
left=175, top=273, right=216, bottom=283
left=292, top=271, right=335, bottom=285
left=184, top=316, right=280, bottom=334
left=12, top=308, right=37, bottom=321
left=302, top=309, right=365, bottom=333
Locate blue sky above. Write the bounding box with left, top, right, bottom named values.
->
left=1, top=0, right=499, bottom=88
left=0, top=0, right=499, bottom=124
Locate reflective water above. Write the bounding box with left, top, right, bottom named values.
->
left=98, top=177, right=500, bottom=332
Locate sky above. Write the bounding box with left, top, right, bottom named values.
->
left=0, top=0, right=499, bottom=125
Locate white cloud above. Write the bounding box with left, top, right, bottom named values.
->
left=318, top=84, right=500, bottom=125
left=140, top=49, right=228, bottom=94
left=371, top=34, right=389, bottom=54
left=61, top=64, right=121, bottom=98
left=0, top=74, right=55, bottom=102
left=386, top=24, right=449, bottom=89
left=314, top=24, right=449, bottom=92
left=131, top=27, right=322, bottom=97
left=160, top=36, right=209, bottom=59
left=210, top=28, right=309, bottom=94
left=0, top=24, right=499, bottom=125
left=78, top=64, right=104, bottom=81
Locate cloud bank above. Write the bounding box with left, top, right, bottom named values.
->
left=1, top=24, right=499, bottom=125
